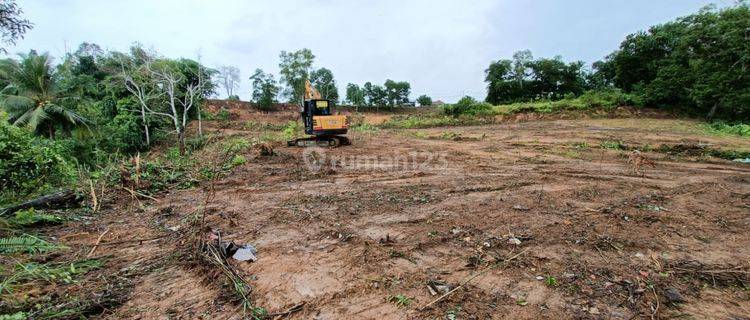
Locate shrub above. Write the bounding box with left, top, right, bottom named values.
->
left=0, top=118, right=76, bottom=204
left=705, top=122, right=750, bottom=137
left=227, top=95, right=240, bottom=101
left=441, top=96, right=492, bottom=117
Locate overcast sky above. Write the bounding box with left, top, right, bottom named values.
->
left=11, top=0, right=731, bottom=102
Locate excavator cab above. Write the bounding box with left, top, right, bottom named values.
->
left=288, top=81, right=351, bottom=147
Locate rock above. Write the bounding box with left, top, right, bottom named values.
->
left=589, top=307, right=600, bottom=315
left=663, top=288, right=685, bottom=304
left=512, top=204, right=530, bottom=211
left=508, top=237, right=522, bottom=245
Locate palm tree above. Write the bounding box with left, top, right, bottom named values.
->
left=0, top=51, right=87, bottom=139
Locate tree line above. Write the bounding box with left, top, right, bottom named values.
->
left=484, top=3, right=750, bottom=121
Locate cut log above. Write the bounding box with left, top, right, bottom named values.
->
left=0, top=190, right=80, bottom=216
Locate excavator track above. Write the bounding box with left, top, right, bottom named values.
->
left=287, top=136, right=350, bottom=148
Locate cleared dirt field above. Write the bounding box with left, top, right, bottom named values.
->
left=55, top=111, right=750, bottom=319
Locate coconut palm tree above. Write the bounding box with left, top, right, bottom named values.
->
left=0, top=51, right=88, bottom=139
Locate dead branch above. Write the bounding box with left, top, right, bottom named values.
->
left=418, top=248, right=530, bottom=311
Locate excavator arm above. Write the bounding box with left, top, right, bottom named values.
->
left=304, top=79, right=322, bottom=100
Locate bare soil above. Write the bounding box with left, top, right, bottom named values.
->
left=47, top=110, right=750, bottom=319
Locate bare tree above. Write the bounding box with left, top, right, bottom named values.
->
left=122, top=67, right=160, bottom=146
left=121, top=58, right=208, bottom=155
left=216, top=65, right=240, bottom=98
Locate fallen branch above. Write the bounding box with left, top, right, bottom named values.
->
left=87, top=228, right=110, bottom=258
left=0, top=190, right=80, bottom=216
left=87, top=235, right=168, bottom=247
left=418, top=248, right=530, bottom=311
left=121, top=187, right=157, bottom=201
left=268, top=302, right=305, bottom=318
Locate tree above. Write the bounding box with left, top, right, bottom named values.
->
left=484, top=51, right=589, bottom=104
left=416, top=95, right=432, bottom=106
left=120, top=56, right=210, bottom=155
left=0, top=51, right=88, bottom=139
left=384, top=79, right=411, bottom=106
left=0, top=0, right=31, bottom=54
left=310, top=67, right=338, bottom=102
left=605, top=3, right=750, bottom=120
left=278, top=49, right=314, bottom=102
left=345, top=83, right=365, bottom=109
left=249, top=68, right=279, bottom=111
left=216, top=65, right=240, bottom=98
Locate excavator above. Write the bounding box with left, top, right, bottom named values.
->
left=287, top=80, right=351, bottom=147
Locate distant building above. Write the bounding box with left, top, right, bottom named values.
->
left=432, top=100, right=445, bottom=106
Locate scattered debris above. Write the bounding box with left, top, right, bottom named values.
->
left=254, top=142, right=274, bottom=156
left=426, top=280, right=453, bottom=296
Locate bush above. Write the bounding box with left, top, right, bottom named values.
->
left=705, top=122, right=750, bottom=137
left=227, top=95, right=240, bottom=101
left=0, top=118, right=76, bottom=204
left=441, top=96, right=492, bottom=117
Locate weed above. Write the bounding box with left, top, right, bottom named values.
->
left=230, top=155, right=247, bottom=167
left=7, top=208, right=64, bottom=227
left=386, top=294, right=413, bottom=307
left=545, top=276, right=558, bottom=287
left=600, top=140, right=627, bottom=150
left=1, top=259, right=104, bottom=296
left=282, top=121, right=303, bottom=140
left=427, top=230, right=439, bottom=237
left=352, top=122, right=380, bottom=133
left=0, top=234, right=63, bottom=254
left=704, top=122, right=750, bottom=137
left=516, top=298, right=528, bottom=306
left=572, top=141, right=590, bottom=149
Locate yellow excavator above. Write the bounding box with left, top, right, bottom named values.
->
left=287, top=80, right=351, bottom=147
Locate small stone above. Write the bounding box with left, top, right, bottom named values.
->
left=663, top=288, right=685, bottom=304
left=589, top=307, right=600, bottom=315
left=508, top=237, right=522, bottom=245
left=536, top=276, right=544, bottom=280
left=634, top=252, right=645, bottom=259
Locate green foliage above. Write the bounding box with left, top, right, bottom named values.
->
left=485, top=50, right=587, bottom=105
left=606, top=4, right=750, bottom=120
left=491, top=89, right=639, bottom=115
left=383, top=79, right=410, bottom=106
left=230, top=154, right=247, bottom=167
left=704, top=122, right=750, bottom=137
left=7, top=208, right=64, bottom=227
left=600, top=140, right=626, bottom=150
left=0, top=234, right=63, bottom=254
left=278, top=49, right=315, bottom=102
left=0, top=117, right=76, bottom=203
left=227, top=94, right=240, bottom=101
left=345, top=83, right=366, bottom=107
left=0, top=51, right=89, bottom=138
left=441, top=96, right=492, bottom=117
left=216, top=108, right=231, bottom=121
left=249, top=69, right=280, bottom=111
left=0, top=312, right=26, bottom=320
left=416, top=94, right=432, bottom=106
left=310, top=67, right=338, bottom=103
left=282, top=120, right=302, bottom=139
left=386, top=294, right=412, bottom=307
left=545, top=276, right=558, bottom=287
